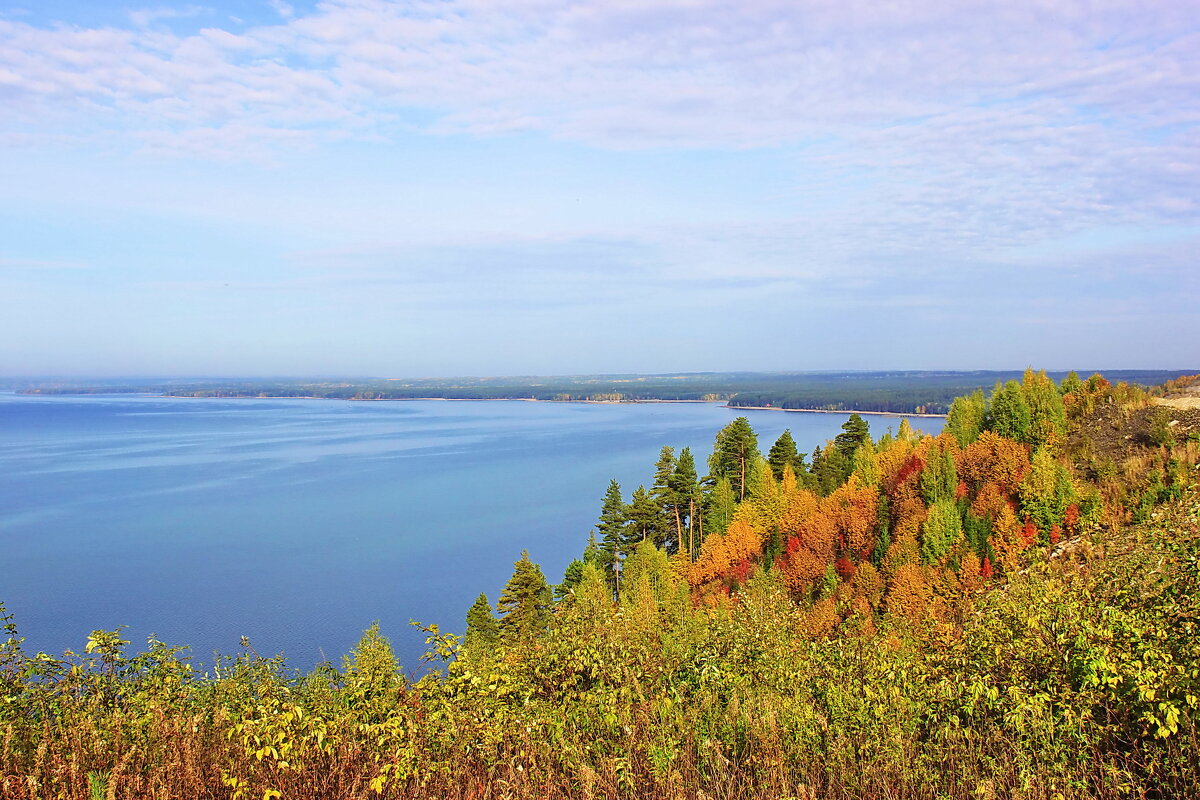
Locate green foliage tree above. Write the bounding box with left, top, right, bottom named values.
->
left=1022, top=368, right=1067, bottom=448
left=988, top=380, right=1032, bottom=443
left=619, top=539, right=673, bottom=607
left=343, top=622, right=400, bottom=698
left=1019, top=447, right=1077, bottom=534
left=649, top=446, right=679, bottom=552
left=555, top=561, right=585, bottom=601
left=811, top=444, right=849, bottom=496
left=945, top=389, right=985, bottom=446
left=766, top=429, right=806, bottom=481
left=708, top=417, right=760, bottom=501
left=464, top=594, right=499, bottom=655
left=1060, top=370, right=1083, bottom=396
left=834, top=413, right=871, bottom=461
left=670, top=446, right=700, bottom=556
left=919, top=441, right=958, bottom=504
left=497, top=550, right=551, bottom=643
left=625, top=485, right=664, bottom=549
left=920, top=499, right=963, bottom=565
left=595, top=479, right=628, bottom=582
left=704, top=476, right=736, bottom=536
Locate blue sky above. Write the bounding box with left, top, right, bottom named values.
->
left=1, top=0, right=1197, bottom=376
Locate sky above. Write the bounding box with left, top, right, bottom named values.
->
left=0, top=0, right=1197, bottom=377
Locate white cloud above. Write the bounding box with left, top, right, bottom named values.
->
left=0, top=0, right=1196, bottom=288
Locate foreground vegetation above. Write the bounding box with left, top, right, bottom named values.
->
left=3, top=371, right=1199, bottom=799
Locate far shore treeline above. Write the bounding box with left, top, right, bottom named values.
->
left=3, top=369, right=1200, bottom=799
left=10, top=368, right=1197, bottom=415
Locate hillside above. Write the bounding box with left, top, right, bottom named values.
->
left=2, top=371, right=1199, bottom=799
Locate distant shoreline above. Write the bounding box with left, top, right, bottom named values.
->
left=730, top=404, right=947, bottom=419
left=149, top=393, right=944, bottom=417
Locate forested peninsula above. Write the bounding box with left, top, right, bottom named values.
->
left=13, top=369, right=1195, bottom=415
left=4, top=370, right=1200, bottom=799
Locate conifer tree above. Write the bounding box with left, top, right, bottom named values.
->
left=1060, top=370, right=1083, bottom=396
left=670, top=447, right=700, bottom=555
left=497, top=550, right=551, bottom=643
left=704, top=476, right=737, bottom=536
left=344, top=622, right=400, bottom=698
left=767, top=429, right=806, bottom=481
left=988, top=380, right=1032, bottom=443
left=555, top=561, right=585, bottom=601
left=464, top=593, right=499, bottom=654
left=811, top=444, right=849, bottom=496
left=650, top=446, right=679, bottom=552
left=834, top=414, right=871, bottom=461
left=708, top=417, right=760, bottom=500
left=625, top=485, right=663, bottom=549
left=596, top=479, right=627, bottom=581
left=945, top=389, right=985, bottom=446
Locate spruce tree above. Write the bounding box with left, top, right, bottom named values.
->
left=496, top=550, right=551, bottom=643
left=767, top=429, right=806, bottom=481
left=464, top=593, right=499, bottom=654
left=595, top=479, right=627, bottom=582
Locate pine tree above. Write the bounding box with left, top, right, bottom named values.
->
left=464, top=593, right=499, bottom=654
left=834, top=414, right=871, bottom=461
left=555, top=560, right=585, bottom=601
left=708, top=417, right=760, bottom=501
left=497, top=550, right=551, bottom=643
left=625, top=485, right=662, bottom=549
left=670, top=447, right=700, bottom=556
left=649, top=446, right=679, bottom=552
left=811, top=444, right=849, bottom=496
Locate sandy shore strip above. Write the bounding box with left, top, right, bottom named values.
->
left=730, top=405, right=947, bottom=419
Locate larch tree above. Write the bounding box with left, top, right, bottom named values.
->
left=945, top=389, right=986, bottom=446
left=988, top=380, right=1032, bottom=444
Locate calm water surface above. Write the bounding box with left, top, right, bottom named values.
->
left=0, top=393, right=941, bottom=670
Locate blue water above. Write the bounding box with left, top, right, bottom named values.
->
left=0, top=393, right=941, bottom=672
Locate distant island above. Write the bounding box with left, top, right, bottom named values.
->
left=10, top=369, right=1196, bottom=415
